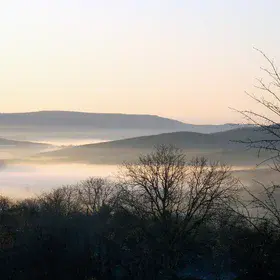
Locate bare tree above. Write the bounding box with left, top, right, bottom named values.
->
left=118, top=145, right=239, bottom=274
left=234, top=49, right=280, bottom=234
left=119, top=145, right=188, bottom=221
left=0, top=196, right=12, bottom=213
left=236, top=181, right=280, bottom=233
left=120, top=145, right=238, bottom=226
left=76, top=177, right=117, bottom=214
left=234, top=48, right=280, bottom=163
left=39, top=185, right=80, bottom=215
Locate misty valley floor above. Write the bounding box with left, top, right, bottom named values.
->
left=0, top=161, right=279, bottom=200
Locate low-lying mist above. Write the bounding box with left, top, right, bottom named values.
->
left=1, top=160, right=279, bottom=201
left=0, top=162, right=118, bottom=199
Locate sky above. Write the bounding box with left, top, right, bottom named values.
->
left=0, top=0, right=280, bottom=124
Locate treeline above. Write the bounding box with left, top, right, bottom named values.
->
left=0, top=146, right=280, bottom=280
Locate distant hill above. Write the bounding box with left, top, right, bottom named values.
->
left=46, top=127, right=270, bottom=151
left=0, top=111, right=246, bottom=133
left=34, top=127, right=273, bottom=165
left=0, top=137, right=51, bottom=148
left=79, top=127, right=266, bottom=149
left=0, top=137, right=53, bottom=161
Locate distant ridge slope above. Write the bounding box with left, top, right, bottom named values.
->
left=0, top=137, right=51, bottom=148
left=0, top=111, right=189, bottom=130
left=0, top=111, right=246, bottom=133
left=36, top=127, right=271, bottom=165
left=69, top=127, right=266, bottom=150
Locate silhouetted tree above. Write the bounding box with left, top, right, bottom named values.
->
left=119, top=145, right=238, bottom=278
left=233, top=49, right=280, bottom=279
left=0, top=195, right=13, bottom=213
left=234, top=48, right=280, bottom=164
left=39, top=185, right=81, bottom=215
left=76, top=177, right=117, bottom=214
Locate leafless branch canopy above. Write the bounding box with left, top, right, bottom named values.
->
left=119, top=145, right=239, bottom=234
left=232, top=49, right=280, bottom=234
left=76, top=177, right=117, bottom=214
left=233, top=49, right=280, bottom=161
left=38, top=177, right=119, bottom=215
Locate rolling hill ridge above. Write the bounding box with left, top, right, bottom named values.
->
left=0, top=137, right=51, bottom=148
left=34, top=127, right=272, bottom=165
left=0, top=111, right=246, bottom=133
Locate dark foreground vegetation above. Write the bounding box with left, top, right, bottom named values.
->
left=0, top=145, right=280, bottom=280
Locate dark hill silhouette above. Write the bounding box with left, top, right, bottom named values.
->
left=0, top=111, right=246, bottom=133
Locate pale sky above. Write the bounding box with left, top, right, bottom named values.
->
left=1, top=0, right=280, bottom=124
